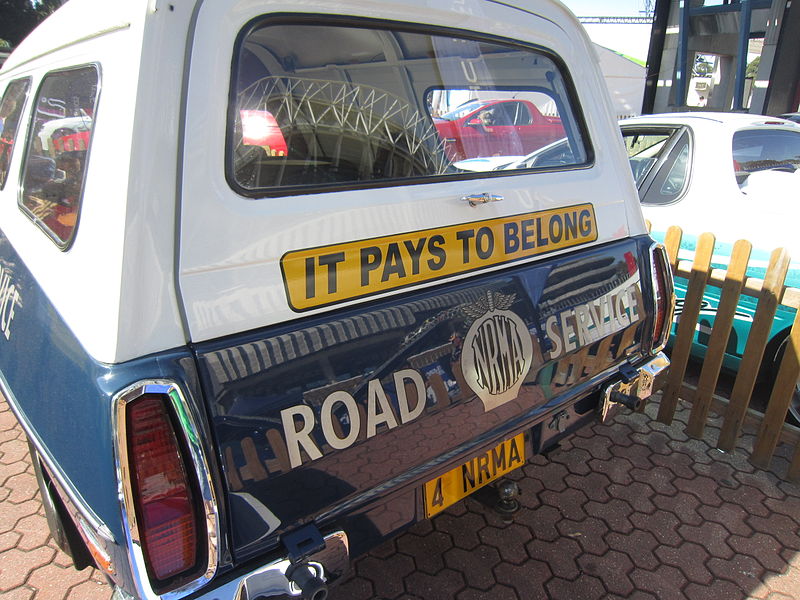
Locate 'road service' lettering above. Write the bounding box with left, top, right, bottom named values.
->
left=280, top=369, right=426, bottom=469
left=281, top=204, right=597, bottom=311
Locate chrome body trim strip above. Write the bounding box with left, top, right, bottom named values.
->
left=0, top=370, right=116, bottom=542
left=113, top=380, right=220, bottom=600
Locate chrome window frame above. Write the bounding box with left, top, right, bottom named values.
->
left=0, top=76, right=33, bottom=190
left=17, top=63, right=101, bottom=250
left=113, top=380, right=220, bottom=600
left=225, top=15, right=594, bottom=198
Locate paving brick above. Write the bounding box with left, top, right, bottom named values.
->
left=331, top=573, right=374, bottom=600
left=433, top=510, right=485, bottom=551
left=515, top=504, right=561, bottom=542
left=5, top=472, right=38, bottom=505
left=555, top=517, right=609, bottom=556
left=0, top=438, right=29, bottom=465
left=684, top=579, right=750, bottom=600
left=64, top=579, right=113, bottom=600
left=628, top=464, right=677, bottom=495
left=746, top=513, right=800, bottom=550
left=477, top=522, right=531, bottom=565
left=443, top=545, right=500, bottom=590
left=0, top=546, right=56, bottom=591
left=14, top=512, right=50, bottom=552
left=564, top=471, right=612, bottom=503
left=605, top=529, right=661, bottom=570
left=764, top=569, right=800, bottom=599
left=719, top=483, right=772, bottom=517
left=526, top=537, right=581, bottom=580
left=677, top=521, right=734, bottom=559
left=607, top=480, right=656, bottom=514
left=539, top=487, right=588, bottom=521
left=2, top=588, right=35, bottom=600
left=630, top=564, right=687, bottom=598
left=456, top=583, right=517, bottom=600
left=654, top=542, right=713, bottom=585
left=609, top=442, right=654, bottom=470
left=697, top=502, right=753, bottom=536
left=395, top=530, right=453, bottom=575
left=355, top=553, right=414, bottom=599
left=0, top=530, right=21, bottom=552
left=550, top=446, right=592, bottom=476
left=707, top=554, right=765, bottom=592
left=26, top=563, right=95, bottom=600
left=492, top=559, right=551, bottom=599
left=544, top=573, right=607, bottom=600
left=404, top=568, right=465, bottom=599
left=673, top=473, right=725, bottom=507
left=587, top=456, right=634, bottom=486
left=584, top=498, right=634, bottom=534
left=0, top=498, right=39, bottom=534
left=729, top=532, right=789, bottom=573
left=576, top=550, right=635, bottom=596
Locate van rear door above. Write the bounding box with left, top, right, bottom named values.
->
left=180, top=0, right=647, bottom=560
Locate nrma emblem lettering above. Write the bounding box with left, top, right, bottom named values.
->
left=461, top=293, right=533, bottom=412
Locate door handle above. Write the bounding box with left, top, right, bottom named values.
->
left=461, top=193, right=504, bottom=207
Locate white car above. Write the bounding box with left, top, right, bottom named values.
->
left=619, top=112, right=800, bottom=421
left=620, top=112, right=800, bottom=255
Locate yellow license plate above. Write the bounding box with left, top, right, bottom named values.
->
left=424, top=433, right=525, bottom=518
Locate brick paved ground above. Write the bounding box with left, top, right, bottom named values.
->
left=2, top=393, right=799, bottom=599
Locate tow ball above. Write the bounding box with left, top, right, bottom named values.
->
left=282, top=525, right=330, bottom=600
left=473, top=478, right=522, bottom=522
left=495, top=479, right=522, bottom=520
left=286, top=562, right=328, bottom=600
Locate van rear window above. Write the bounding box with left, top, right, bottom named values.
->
left=19, top=66, right=99, bottom=248
left=228, top=20, right=589, bottom=195
left=0, top=78, right=30, bottom=189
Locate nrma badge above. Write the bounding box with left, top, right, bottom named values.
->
left=461, top=291, right=534, bottom=412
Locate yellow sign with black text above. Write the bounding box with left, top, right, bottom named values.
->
left=281, top=204, right=597, bottom=311
left=424, top=433, right=526, bottom=517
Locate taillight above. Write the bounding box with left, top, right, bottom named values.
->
left=649, top=244, right=675, bottom=353
left=126, top=394, right=203, bottom=590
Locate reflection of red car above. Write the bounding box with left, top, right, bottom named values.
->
left=434, top=99, right=564, bottom=161
left=240, top=109, right=288, bottom=156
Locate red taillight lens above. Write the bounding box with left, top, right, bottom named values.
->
left=127, top=395, right=200, bottom=586
left=650, top=245, right=674, bottom=352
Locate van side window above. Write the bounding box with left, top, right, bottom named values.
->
left=19, top=66, right=99, bottom=248
left=228, top=21, right=589, bottom=195
left=0, top=78, right=30, bottom=189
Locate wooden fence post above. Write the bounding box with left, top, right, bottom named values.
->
left=657, top=232, right=716, bottom=425
left=662, top=226, right=682, bottom=273
left=686, top=240, right=752, bottom=438
left=751, top=306, right=800, bottom=468
left=716, top=248, right=791, bottom=453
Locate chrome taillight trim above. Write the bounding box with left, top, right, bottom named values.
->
left=649, top=242, right=676, bottom=354
left=113, top=381, right=219, bottom=600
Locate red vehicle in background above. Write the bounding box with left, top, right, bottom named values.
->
left=433, top=98, right=564, bottom=161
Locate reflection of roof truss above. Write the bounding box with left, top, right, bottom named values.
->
left=237, top=77, right=449, bottom=174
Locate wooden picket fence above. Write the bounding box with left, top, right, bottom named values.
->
left=652, top=225, right=800, bottom=481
